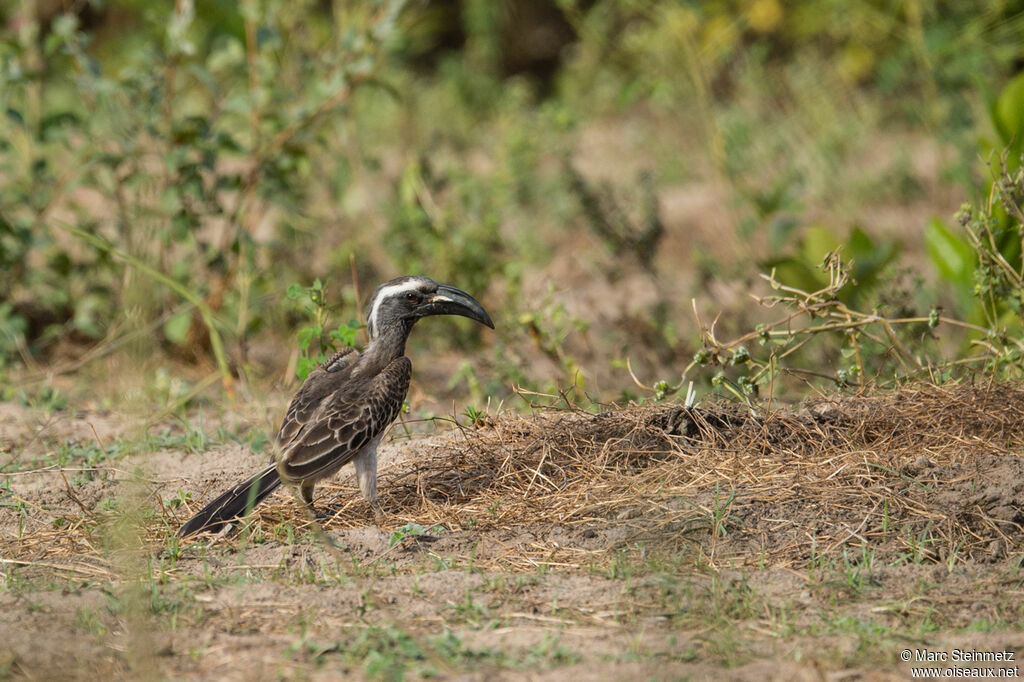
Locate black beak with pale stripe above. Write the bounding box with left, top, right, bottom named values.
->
left=366, top=276, right=495, bottom=341
left=416, top=284, right=494, bottom=329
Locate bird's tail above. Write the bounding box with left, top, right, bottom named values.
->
left=177, top=463, right=282, bottom=536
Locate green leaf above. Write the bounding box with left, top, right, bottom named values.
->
left=296, top=356, right=315, bottom=381
left=5, top=109, right=24, bottom=127
left=925, top=218, right=974, bottom=286
left=389, top=523, right=432, bottom=547
left=296, top=326, right=317, bottom=351
left=800, top=225, right=841, bottom=264
left=333, top=319, right=361, bottom=347
left=994, top=71, right=1024, bottom=164
left=163, top=309, right=192, bottom=346
left=846, top=226, right=875, bottom=256
left=0, top=303, right=28, bottom=357
left=848, top=226, right=899, bottom=287
left=767, top=216, right=799, bottom=253
left=39, top=111, right=82, bottom=142
left=72, top=294, right=106, bottom=338
left=51, top=13, right=78, bottom=39
left=761, top=256, right=825, bottom=293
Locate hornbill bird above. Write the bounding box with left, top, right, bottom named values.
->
left=177, top=276, right=494, bottom=537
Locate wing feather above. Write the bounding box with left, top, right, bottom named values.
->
left=276, top=347, right=360, bottom=443
left=279, top=357, right=412, bottom=482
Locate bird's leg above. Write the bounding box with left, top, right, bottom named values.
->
left=354, top=446, right=383, bottom=522
left=300, top=481, right=316, bottom=506
left=300, top=481, right=331, bottom=520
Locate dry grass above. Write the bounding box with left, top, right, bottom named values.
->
left=5, top=381, right=1024, bottom=578
left=414, top=381, right=1022, bottom=566
left=234, top=381, right=1023, bottom=571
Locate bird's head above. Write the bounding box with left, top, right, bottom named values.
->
left=365, top=276, right=494, bottom=341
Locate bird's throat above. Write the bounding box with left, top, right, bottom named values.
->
left=362, top=321, right=412, bottom=370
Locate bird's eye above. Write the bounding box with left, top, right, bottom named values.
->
left=405, top=292, right=418, bottom=302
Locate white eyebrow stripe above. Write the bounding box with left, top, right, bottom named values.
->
left=368, top=280, right=427, bottom=338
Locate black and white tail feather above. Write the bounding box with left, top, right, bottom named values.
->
left=177, top=276, right=493, bottom=537
left=176, top=464, right=282, bottom=536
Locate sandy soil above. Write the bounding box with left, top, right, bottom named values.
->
left=2, top=385, right=1024, bottom=680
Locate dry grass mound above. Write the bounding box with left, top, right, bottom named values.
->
left=5, top=382, right=1024, bottom=577
left=248, top=381, right=1024, bottom=569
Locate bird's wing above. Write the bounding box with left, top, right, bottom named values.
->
left=278, top=356, right=412, bottom=482
left=276, top=347, right=359, bottom=444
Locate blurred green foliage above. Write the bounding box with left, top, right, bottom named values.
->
left=925, top=72, right=1024, bottom=332
left=987, top=71, right=1024, bottom=172
left=764, top=225, right=900, bottom=307
left=1, top=0, right=1023, bottom=403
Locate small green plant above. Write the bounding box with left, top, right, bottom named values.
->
left=17, top=385, right=67, bottom=411
left=605, top=548, right=634, bottom=581
left=945, top=540, right=964, bottom=573
left=896, top=523, right=938, bottom=565
left=287, top=625, right=426, bottom=679
left=652, top=379, right=671, bottom=401
left=462, top=404, right=486, bottom=427
left=428, top=629, right=503, bottom=669
left=287, top=279, right=362, bottom=380
left=447, top=583, right=488, bottom=624
left=98, top=498, right=120, bottom=511
left=167, top=490, right=192, bottom=510
left=523, top=634, right=581, bottom=668
left=841, top=544, right=877, bottom=595
left=485, top=499, right=504, bottom=519
left=144, top=426, right=215, bottom=454
left=689, top=241, right=1024, bottom=402
left=0, top=495, right=28, bottom=539
left=517, top=288, right=589, bottom=393
left=389, top=523, right=444, bottom=547
left=73, top=606, right=107, bottom=641
left=923, top=72, right=1024, bottom=327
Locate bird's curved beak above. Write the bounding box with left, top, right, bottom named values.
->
left=421, top=284, right=495, bottom=329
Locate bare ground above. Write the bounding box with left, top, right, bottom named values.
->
left=2, top=382, right=1024, bottom=680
